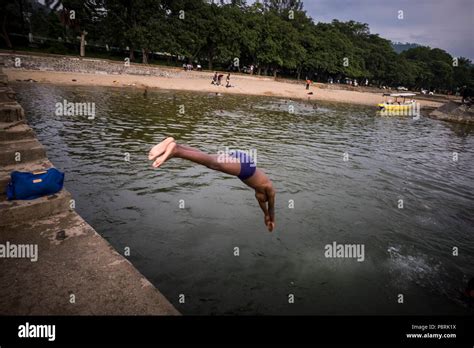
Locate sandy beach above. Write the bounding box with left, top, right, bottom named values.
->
left=5, top=68, right=443, bottom=109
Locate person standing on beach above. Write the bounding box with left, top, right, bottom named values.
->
left=217, top=74, right=224, bottom=86
left=306, top=78, right=311, bottom=90
left=226, top=73, right=231, bottom=87
left=148, top=137, right=276, bottom=232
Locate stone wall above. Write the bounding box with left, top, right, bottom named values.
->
left=1, top=52, right=185, bottom=78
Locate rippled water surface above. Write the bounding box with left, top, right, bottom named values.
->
left=15, top=83, right=473, bottom=315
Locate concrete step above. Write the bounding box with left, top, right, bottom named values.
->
left=0, top=138, right=47, bottom=166
left=0, top=189, right=72, bottom=226
left=0, top=87, right=17, bottom=103
left=0, top=158, right=54, bottom=194
left=0, top=121, right=35, bottom=141
left=0, top=74, right=7, bottom=86
left=0, top=103, right=24, bottom=122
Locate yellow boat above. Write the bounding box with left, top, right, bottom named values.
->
left=377, top=93, right=417, bottom=114
left=377, top=103, right=415, bottom=111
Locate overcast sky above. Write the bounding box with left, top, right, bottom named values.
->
left=302, top=0, right=474, bottom=60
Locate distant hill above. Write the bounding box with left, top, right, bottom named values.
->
left=392, top=42, right=420, bottom=54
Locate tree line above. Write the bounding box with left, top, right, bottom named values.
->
left=1, top=0, right=473, bottom=92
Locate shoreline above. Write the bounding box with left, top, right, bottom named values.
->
left=5, top=68, right=443, bottom=110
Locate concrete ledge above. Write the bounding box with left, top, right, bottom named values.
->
left=0, top=211, right=179, bottom=315
left=0, top=74, right=8, bottom=86
left=0, top=103, right=24, bottom=123
left=0, top=138, right=46, bottom=165
left=0, top=122, right=35, bottom=141
left=0, top=87, right=17, bottom=103
left=0, top=189, right=73, bottom=226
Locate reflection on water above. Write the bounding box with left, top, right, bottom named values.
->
left=15, top=83, right=474, bottom=315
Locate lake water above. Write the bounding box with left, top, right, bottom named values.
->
left=14, top=83, right=473, bottom=315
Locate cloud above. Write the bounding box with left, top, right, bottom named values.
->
left=303, top=0, right=474, bottom=60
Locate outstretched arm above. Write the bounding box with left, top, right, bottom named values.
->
left=266, top=186, right=275, bottom=231
left=255, top=185, right=275, bottom=232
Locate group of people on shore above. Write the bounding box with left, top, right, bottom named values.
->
left=326, top=77, right=369, bottom=86
left=211, top=72, right=232, bottom=88
left=183, top=63, right=202, bottom=71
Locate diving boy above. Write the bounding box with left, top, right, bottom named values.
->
left=148, top=137, right=275, bottom=231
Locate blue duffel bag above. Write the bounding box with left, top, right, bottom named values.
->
left=6, top=168, right=65, bottom=200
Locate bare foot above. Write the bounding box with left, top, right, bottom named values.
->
left=148, top=137, right=175, bottom=161
left=152, top=142, right=177, bottom=168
